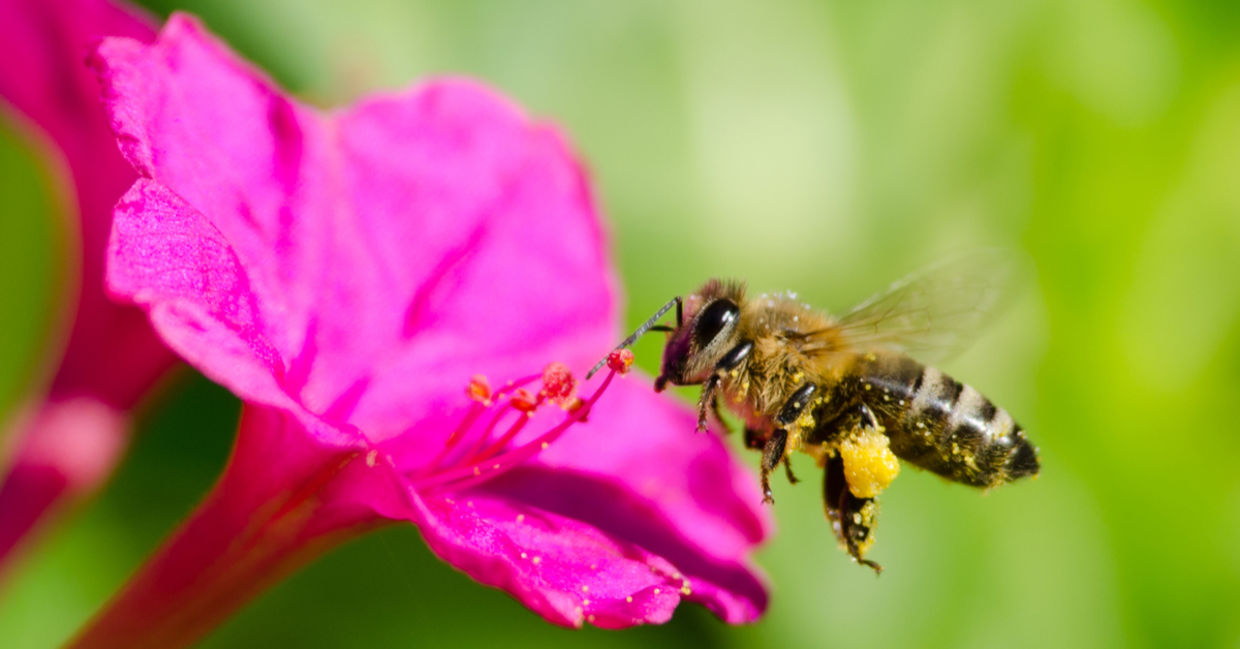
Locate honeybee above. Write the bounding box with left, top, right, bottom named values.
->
left=590, top=253, right=1040, bottom=573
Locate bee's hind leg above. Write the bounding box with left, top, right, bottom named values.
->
left=823, top=454, right=883, bottom=575
left=760, top=429, right=789, bottom=504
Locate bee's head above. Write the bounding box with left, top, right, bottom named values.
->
left=655, top=280, right=746, bottom=391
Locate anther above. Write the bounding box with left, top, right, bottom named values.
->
left=541, top=362, right=578, bottom=406
left=511, top=388, right=539, bottom=413
left=467, top=374, right=492, bottom=405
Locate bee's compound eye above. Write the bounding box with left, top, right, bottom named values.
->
left=694, top=299, right=738, bottom=348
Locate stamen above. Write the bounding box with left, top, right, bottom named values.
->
left=462, top=401, right=523, bottom=459
left=429, top=374, right=540, bottom=470
left=411, top=359, right=629, bottom=493
left=474, top=410, right=533, bottom=460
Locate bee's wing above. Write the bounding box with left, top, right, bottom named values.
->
left=817, top=249, right=1021, bottom=363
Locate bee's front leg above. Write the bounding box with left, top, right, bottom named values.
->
left=710, top=393, right=733, bottom=435
left=695, top=375, right=720, bottom=433
left=695, top=341, right=754, bottom=432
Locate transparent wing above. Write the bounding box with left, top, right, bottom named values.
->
left=804, top=249, right=1021, bottom=363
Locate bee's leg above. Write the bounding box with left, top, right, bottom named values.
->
left=696, top=341, right=754, bottom=432
left=775, top=383, right=818, bottom=428
left=743, top=427, right=765, bottom=449
left=856, top=402, right=879, bottom=429
left=760, top=429, right=788, bottom=504
left=765, top=380, right=816, bottom=489
left=823, top=454, right=883, bottom=575
left=783, top=457, right=800, bottom=484
left=710, top=393, right=733, bottom=435
left=695, top=375, right=721, bottom=433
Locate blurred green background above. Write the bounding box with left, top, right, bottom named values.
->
left=3, top=0, right=1240, bottom=647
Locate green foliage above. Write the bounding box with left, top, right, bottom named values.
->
left=0, top=119, right=63, bottom=426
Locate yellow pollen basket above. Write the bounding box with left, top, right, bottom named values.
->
left=839, top=427, right=900, bottom=499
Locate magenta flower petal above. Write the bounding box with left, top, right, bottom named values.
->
left=407, top=375, right=770, bottom=629
left=95, top=17, right=615, bottom=430
left=74, top=14, right=771, bottom=645
left=0, top=0, right=169, bottom=577
left=414, top=492, right=692, bottom=629
left=106, top=178, right=304, bottom=417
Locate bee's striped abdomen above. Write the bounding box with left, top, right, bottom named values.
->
left=859, top=354, right=1039, bottom=487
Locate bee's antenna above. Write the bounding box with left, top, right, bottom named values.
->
left=586, top=296, right=682, bottom=379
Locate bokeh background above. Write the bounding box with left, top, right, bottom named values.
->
left=3, top=0, right=1240, bottom=647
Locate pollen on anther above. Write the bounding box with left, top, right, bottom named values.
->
left=607, top=349, right=635, bottom=374
left=467, top=374, right=492, bottom=405
left=541, top=362, right=578, bottom=406
left=512, top=388, right=538, bottom=413
left=517, top=514, right=525, bottom=523
left=626, top=596, right=633, bottom=603
left=365, top=450, right=378, bottom=467
left=582, top=585, right=589, bottom=592
left=532, top=556, right=542, bottom=565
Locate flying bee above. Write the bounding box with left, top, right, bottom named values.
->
left=589, top=252, right=1040, bottom=573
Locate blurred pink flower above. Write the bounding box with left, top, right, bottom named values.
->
left=0, top=0, right=172, bottom=578
left=68, top=15, right=770, bottom=647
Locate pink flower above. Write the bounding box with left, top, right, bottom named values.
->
left=68, top=15, right=770, bottom=647
left=0, top=0, right=171, bottom=578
